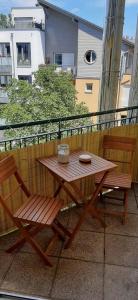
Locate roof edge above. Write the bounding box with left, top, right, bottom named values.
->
left=38, top=0, right=103, bottom=32
left=38, top=0, right=134, bottom=47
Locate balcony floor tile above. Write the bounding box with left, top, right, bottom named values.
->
left=105, top=234, right=138, bottom=268
left=51, top=258, right=104, bottom=300
left=1, top=252, right=58, bottom=298
left=68, top=206, right=104, bottom=233
left=61, top=231, right=104, bottom=263
left=0, top=251, right=14, bottom=286
left=104, top=264, right=138, bottom=300
left=105, top=213, right=138, bottom=236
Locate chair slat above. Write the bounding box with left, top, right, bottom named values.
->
left=41, top=198, right=62, bottom=224
left=46, top=200, right=63, bottom=225
left=34, top=197, right=56, bottom=223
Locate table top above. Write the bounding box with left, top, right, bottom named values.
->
left=37, top=150, right=116, bottom=183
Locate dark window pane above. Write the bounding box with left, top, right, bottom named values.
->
left=55, top=54, right=62, bottom=65
left=0, top=43, right=10, bottom=57
left=18, top=75, right=32, bottom=83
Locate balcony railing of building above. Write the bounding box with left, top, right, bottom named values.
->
left=0, top=105, right=138, bottom=152
left=0, top=57, right=12, bottom=74
left=14, top=21, right=44, bottom=30
left=17, top=59, right=31, bottom=67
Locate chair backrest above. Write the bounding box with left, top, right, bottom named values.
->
left=102, top=135, right=136, bottom=174
left=0, top=155, right=30, bottom=202
left=0, top=155, right=17, bottom=184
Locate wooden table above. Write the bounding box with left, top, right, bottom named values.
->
left=37, top=150, right=116, bottom=248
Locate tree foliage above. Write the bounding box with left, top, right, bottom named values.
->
left=0, top=66, right=89, bottom=139
left=0, top=14, right=12, bottom=28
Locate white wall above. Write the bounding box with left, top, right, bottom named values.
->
left=0, top=29, right=45, bottom=79
left=11, top=7, right=45, bottom=24
left=120, top=85, right=130, bottom=107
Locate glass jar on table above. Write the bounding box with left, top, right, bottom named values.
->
left=57, top=144, right=70, bottom=163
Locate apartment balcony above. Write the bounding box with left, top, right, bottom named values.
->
left=0, top=57, right=12, bottom=75
left=0, top=106, right=138, bottom=300
left=55, top=65, right=76, bottom=76
left=17, top=58, right=31, bottom=67
left=14, top=21, right=44, bottom=30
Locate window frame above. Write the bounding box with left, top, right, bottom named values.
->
left=18, top=75, right=32, bottom=83
left=16, top=43, right=31, bottom=67
left=85, top=83, right=93, bottom=94
left=54, top=53, right=62, bottom=66
left=0, top=43, right=11, bottom=57
left=84, top=50, right=97, bottom=65
left=0, top=75, right=12, bottom=86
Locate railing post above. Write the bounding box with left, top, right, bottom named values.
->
left=57, top=120, right=61, bottom=140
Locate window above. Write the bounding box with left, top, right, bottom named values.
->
left=0, top=43, right=11, bottom=57
left=85, top=83, right=93, bottom=93
left=14, top=17, right=33, bottom=29
left=84, top=50, right=96, bottom=64
left=54, top=53, right=75, bottom=68
left=17, top=43, right=31, bottom=66
left=18, top=75, right=32, bottom=83
left=55, top=54, right=62, bottom=66
left=0, top=75, right=11, bottom=86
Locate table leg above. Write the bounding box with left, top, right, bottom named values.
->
left=49, top=169, right=81, bottom=205
left=64, top=207, right=89, bottom=249
left=65, top=171, right=109, bottom=248
left=53, top=180, right=63, bottom=197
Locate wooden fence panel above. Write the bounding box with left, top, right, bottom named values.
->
left=0, top=124, right=138, bottom=235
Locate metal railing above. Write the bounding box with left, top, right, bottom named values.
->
left=17, top=59, right=31, bottom=67
left=0, top=105, right=138, bottom=151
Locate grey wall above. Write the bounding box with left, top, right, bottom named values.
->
left=77, top=22, right=103, bottom=78
left=45, top=8, right=78, bottom=65
left=44, top=7, right=133, bottom=79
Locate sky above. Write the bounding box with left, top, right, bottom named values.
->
left=0, top=0, right=138, bottom=38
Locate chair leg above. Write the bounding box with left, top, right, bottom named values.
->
left=52, top=223, right=65, bottom=241
left=123, top=190, right=128, bottom=225
left=54, top=219, right=72, bottom=237
left=99, top=192, right=104, bottom=203
left=89, top=207, right=106, bottom=228
left=14, top=219, right=53, bottom=267
left=6, top=224, right=43, bottom=253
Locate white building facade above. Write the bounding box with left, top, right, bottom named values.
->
left=0, top=7, right=45, bottom=102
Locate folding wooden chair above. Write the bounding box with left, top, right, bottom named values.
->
left=95, top=135, right=136, bottom=224
left=0, top=155, right=71, bottom=266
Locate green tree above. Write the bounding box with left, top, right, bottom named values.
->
left=0, top=66, right=89, bottom=139
left=0, top=14, right=12, bottom=28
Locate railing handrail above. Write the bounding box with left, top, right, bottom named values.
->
left=0, top=105, right=138, bottom=131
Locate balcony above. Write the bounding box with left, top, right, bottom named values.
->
left=0, top=106, right=138, bottom=299
left=14, top=21, right=44, bottom=30
left=17, top=58, right=31, bottom=67
left=0, top=57, right=12, bottom=74
left=55, top=65, right=76, bottom=76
